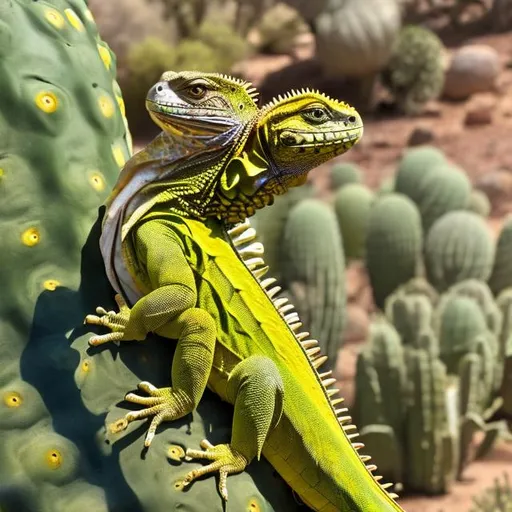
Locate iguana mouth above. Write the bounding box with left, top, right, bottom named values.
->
left=279, top=128, right=362, bottom=147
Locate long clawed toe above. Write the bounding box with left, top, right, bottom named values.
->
left=181, top=441, right=248, bottom=501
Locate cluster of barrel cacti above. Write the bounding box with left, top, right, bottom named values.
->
left=0, top=1, right=298, bottom=511
left=354, top=277, right=510, bottom=494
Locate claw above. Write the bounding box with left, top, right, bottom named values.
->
left=89, top=331, right=124, bottom=346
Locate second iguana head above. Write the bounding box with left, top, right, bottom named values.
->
left=210, top=89, right=364, bottom=222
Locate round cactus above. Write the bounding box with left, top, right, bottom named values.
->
left=329, top=161, right=362, bottom=190
left=467, top=189, right=491, bottom=218
left=281, top=199, right=346, bottom=363
left=334, top=183, right=375, bottom=260
left=315, top=0, right=402, bottom=78
left=488, top=215, right=512, bottom=296
left=382, top=25, right=445, bottom=115
left=394, top=145, right=446, bottom=198
left=424, top=211, right=495, bottom=292
left=399, top=162, right=472, bottom=234
left=365, top=193, right=423, bottom=309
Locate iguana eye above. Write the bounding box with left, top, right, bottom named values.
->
left=188, top=84, right=207, bottom=98
left=302, top=107, right=330, bottom=124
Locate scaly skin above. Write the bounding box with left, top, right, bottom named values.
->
left=87, top=82, right=405, bottom=511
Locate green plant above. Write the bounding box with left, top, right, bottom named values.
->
left=0, top=2, right=299, bottom=510
left=489, top=215, right=512, bottom=296
left=281, top=199, right=346, bottom=363
left=471, top=473, right=512, bottom=512
left=424, top=211, right=495, bottom=292
left=330, top=161, right=362, bottom=190
left=394, top=145, right=446, bottom=199
left=334, top=183, right=375, bottom=260
left=382, top=25, right=445, bottom=115
left=467, top=189, right=492, bottom=217
left=365, top=193, right=423, bottom=309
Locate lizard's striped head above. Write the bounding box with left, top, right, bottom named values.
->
left=214, top=89, right=363, bottom=222
left=145, top=71, right=259, bottom=148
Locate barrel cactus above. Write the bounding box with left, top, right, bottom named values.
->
left=399, top=163, right=472, bottom=234
left=329, top=161, right=362, bottom=190
left=0, top=1, right=299, bottom=510
left=365, top=193, right=423, bottom=309
left=382, top=25, right=445, bottom=115
left=281, top=199, right=346, bottom=363
left=315, top=0, right=401, bottom=78
left=424, top=211, right=495, bottom=292
left=394, top=145, right=446, bottom=199
left=488, top=215, right=512, bottom=296
left=334, top=183, right=374, bottom=260
left=467, top=189, right=491, bottom=218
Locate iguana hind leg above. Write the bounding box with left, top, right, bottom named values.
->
left=182, top=355, right=284, bottom=500
left=111, top=307, right=216, bottom=447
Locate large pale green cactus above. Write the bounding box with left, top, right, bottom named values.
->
left=0, top=1, right=299, bottom=510
left=365, top=193, right=423, bottom=309
left=329, top=161, right=362, bottom=190
left=424, top=211, right=495, bottom=292
left=280, top=199, right=346, bottom=363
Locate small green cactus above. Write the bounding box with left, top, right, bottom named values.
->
left=394, top=145, right=446, bottom=199
left=333, top=183, right=375, bottom=260
left=365, top=193, right=423, bottom=309
left=382, top=25, right=445, bottom=115
left=436, top=295, right=489, bottom=374
left=489, top=215, right=512, bottom=296
left=281, top=199, right=346, bottom=363
left=470, top=473, right=512, bottom=512
left=424, top=211, right=495, bottom=292
left=467, top=189, right=492, bottom=218
left=329, top=161, right=362, bottom=190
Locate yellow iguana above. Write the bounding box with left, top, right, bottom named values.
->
left=86, top=71, right=405, bottom=512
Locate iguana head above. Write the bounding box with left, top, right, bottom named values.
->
left=210, top=89, right=363, bottom=223
left=146, top=70, right=259, bottom=149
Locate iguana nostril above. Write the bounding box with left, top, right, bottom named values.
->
left=156, top=84, right=164, bottom=93
left=348, top=115, right=357, bottom=123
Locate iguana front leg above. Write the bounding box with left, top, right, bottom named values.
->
left=180, top=355, right=284, bottom=500
left=85, top=221, right=216, bottom=447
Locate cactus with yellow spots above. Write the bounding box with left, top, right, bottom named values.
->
left=0, top=1, right=297, bottom=511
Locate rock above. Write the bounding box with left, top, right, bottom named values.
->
left=343, top=304, right=370, bottom=343
left=464, top=93, right=497, bottom=126
left=443, top=45, right=501, bottom=100
left=407, top=125, right=435, bottom=146
left=346, top=261, right=368, bottom=302
left=475, top=170, right=512, bottom=215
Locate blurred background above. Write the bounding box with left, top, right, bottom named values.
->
left=88, top=1, right=512, bottom=510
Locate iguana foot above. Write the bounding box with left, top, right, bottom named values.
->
left=181, top=439, right=248, bottom=501
left=109, top=381, right=193, bottom=447
left=85, top=294, right=132, bottom=346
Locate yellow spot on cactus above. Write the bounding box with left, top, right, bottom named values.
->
left=167, top=445, right=185, bottom=461
left=43, top=279, right=60, bottom=291
left=35, top=91, right=58, bottom=113
left=98, top=45, right=112, bottom=70
left=89, top=172, right=105, bottom=192
left=64, top=9, right=84, bottom=31
left=44, top=8, right=65, bottom=29
left=247, top=499, right=261, bottom=512
left=116, top=95, right=126, bottom=116
left=98, top=95, right=115, bottom=118
left=81, top=359, right=91, bottom=373
left=0, top=168, right=4, bottom=178
left=84, top=8, right=95, bottom=22
left=46, top=449, right=62, bottom=469
left=22, top=227, right=40, bottom=247
left=4, top=391, right=22, bottom=408
left=112, top=146, right=126, bottom=168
